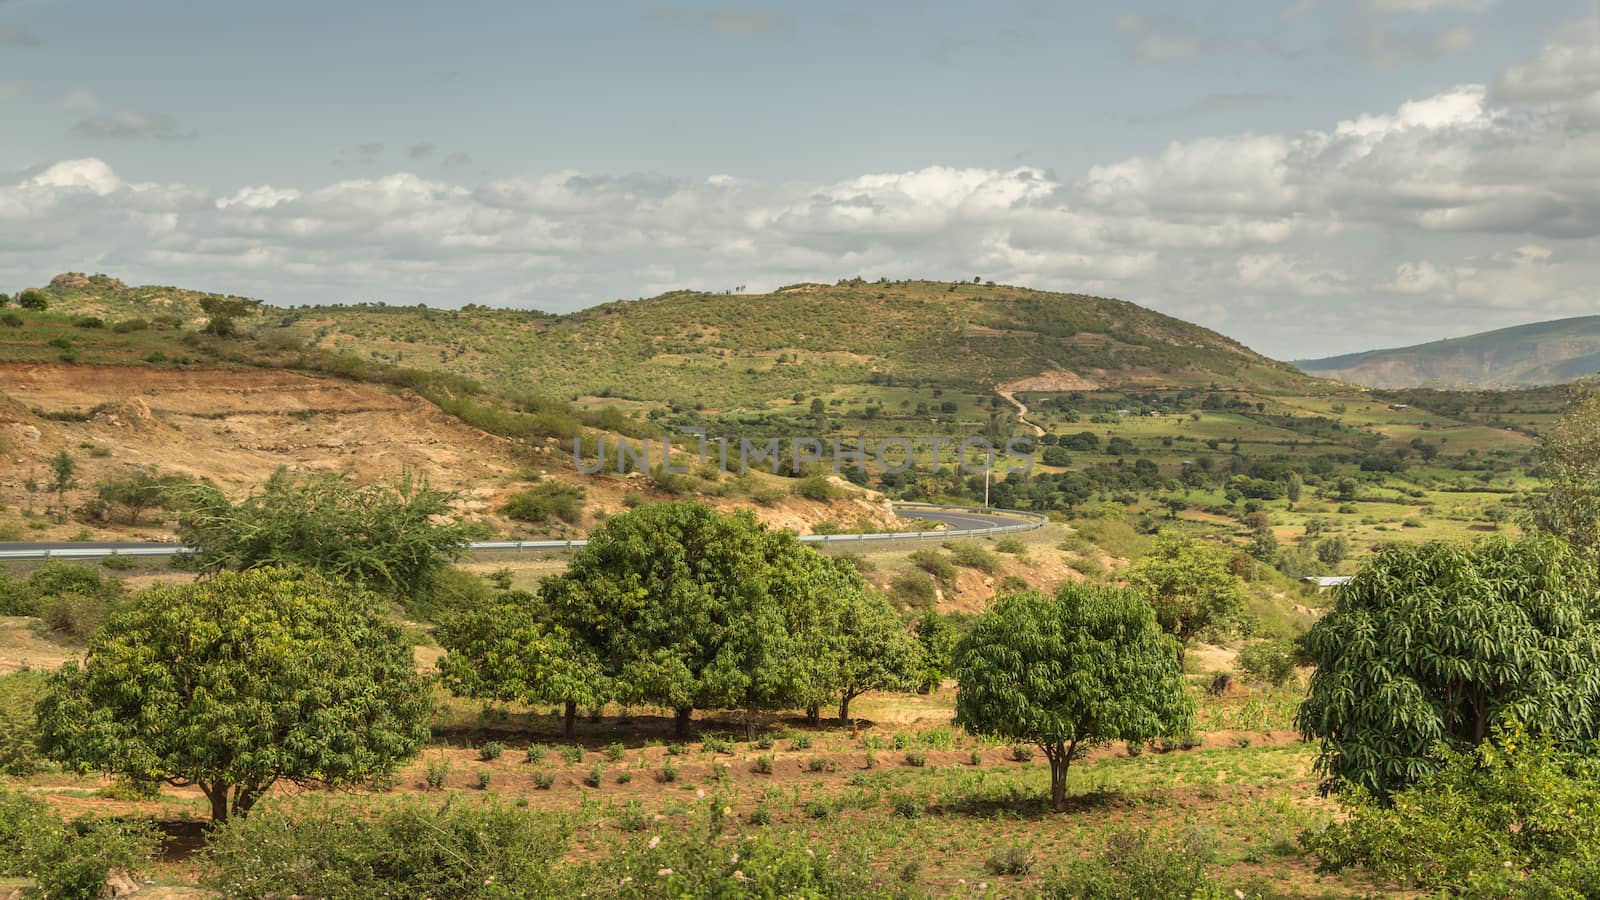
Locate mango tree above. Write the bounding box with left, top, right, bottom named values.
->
left=955, top=585, right=1193, bottom=810
left=37, top=567, right=431, bottom=823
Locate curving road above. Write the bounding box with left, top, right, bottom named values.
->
left=0, top=504, right=1043, bottom=561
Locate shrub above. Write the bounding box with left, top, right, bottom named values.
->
left=985, top=844, right=1036, bottom=876
left=0, top=790, right=160, bottom=900
left=661, top=760, right=679, bottom=783
left=111, top=318, right=149, bottom=333
left=789, top=733, right=812, bottom=751
left=891, top=571, right=938, bottom=608
left=478, top=741, right=506, bottom=761
left=424, top=756, right=450, bottom=790
left=1047, top=828, right=1214, bottom=899
left=754, top=754, right=775, bottom=774
left=501, top=480, right=586, bottom=524
left=890, top=793, right=924, bottom=819
left=525, top=744, right=548, bottom=764
left=560, top=745, right=584, bottom=764
left=1305, top=725, right=1600, bottom=895
left=946, top=541, right=999, bottom=573
left=806, top=756, right=834, bottom=773
left=584, top=764, right=604, bottom=787
left=748, top=805, right=772, bottom=826
left=1010, top=745, right=1034, bottom=762
left=476, top=768, right=493, bottom=789
left=904, top=750, right=927, bottom=767
left=606, top=741, right=625, bottom=761
left=202, top=796, right=570, bottom=898
left=533, top=770, right=556, bottom=790
left=909, top=549, right=957, bottom=581
left=794, top=474, right=841, bottom=502
left=0, top=312, right=22, bottom=328
left=1235, top=639, right=1298, bottom=687
left=754, top=734, right=774, bottom=750
left=995, top=536, right=1028, bottom=556
left=0, top=670, right=47, bottom=776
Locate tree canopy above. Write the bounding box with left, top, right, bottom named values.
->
left=435, top=591, right=605, bottom=738
left=1530, top=389, right=1600, bottom=554
left=1124, top=533, right=1245, bottom=663
left=1296, top=536, right=1600, bottom=799
left=535, top=501, right=910, bottom=737
left=175, top=469, right=471, bottom=603
left=954, top=584, right=1193, bottom=810
left=37, top=567, right=432, bottom=822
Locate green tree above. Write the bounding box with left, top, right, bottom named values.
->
left=954, top=585, right=1192, bottom=810
left=175, top=469, right=471, bottom=603
left=47, top=450, right=77, bottom=522
left=829, top=590, right=918, bottom=722
left=1315, top=535, right=1350, bottom=568
left=1296, top=537, right=1600, bottom=799
left=0, top=292, right=10, bottom=307
left=96, top=470, right=188, bottom=525
left=911, top=609, right=958, bottom=693
left=436, top=593, right=604, bottom=738
left=198, top=296, right=261, bottom=337
left=1530, top=389, right=1600, bottom=553
left=539, top=501, right=835, bottom=737
left=37, top=568, right=431, bottom=823
left=1125, top=534, right=1246, bottom=666
left=1286, top=471, right=1303, bottom=504
left=17, top=290, right=47, bottom=311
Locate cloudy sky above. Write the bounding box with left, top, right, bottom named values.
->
left=2, top=0, right=1598, bottom=359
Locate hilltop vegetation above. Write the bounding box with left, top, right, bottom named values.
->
left=1296, top=314, right=1600, bottom=389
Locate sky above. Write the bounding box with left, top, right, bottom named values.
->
left=2, top=0, right=1598, bottom=360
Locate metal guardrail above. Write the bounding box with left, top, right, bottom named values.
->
left=0, top=503, right=1048, bottom=561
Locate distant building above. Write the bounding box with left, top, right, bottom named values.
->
left=1389, top=403, right=1410, bottom=410
left=1302, top=575, right=1352, bottom=591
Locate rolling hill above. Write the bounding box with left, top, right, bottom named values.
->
left=19, top=274, right=1324, bottom=409
left=1296, top=316, right=1600, bottom=389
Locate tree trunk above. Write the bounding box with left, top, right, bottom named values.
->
left=838, top=694, right=853, bottom=724
left=674, top=707, right=693, bottom=739
left=202, top=782, right=231, bottom=825
left=745, top=707, right=757, bottom=742
left=1047, top=747, right=1069, bottom=811
left=805, top=704, right=820, bottom=726
left=563, top=700, right=577, bottom=738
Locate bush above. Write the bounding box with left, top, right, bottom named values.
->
left=1010, top=745, right=1034, bottom=762
left=945, top=541, right=999, bottom=573
left=1235, top=639, right=1298, bottom=687
left=71, top=316, right=104, bottom=329
left=606, top=741, right=625, bottom=761
left=478, top=741, right=505, bottom=761
left=0, top=671, right=47, bottom=776
left=1304, top=725, right=1600, bottom=895
left=202, top=796, right=571, bottom=898
left=985, top=844, right=1036, bottom=876
left=794, top=475, right=841, bottom=502
left=660, top=760, right=679, bottom=783
left=891, top=571, right=938, bottom=608
left=1047, top=828, right=1214, bottom=899
left=0, top=312, right=22, bottom=328
left=501, top=480, right=586, bottom=524
left=754, top=754, right=775, bottom=774
left=909, top=549, right=956, bottom=581
left=111, top=318, right=149, bottom=333
left=904, top=750, right=927, bottom=767
left=560, top=745, right=583, bottom=764
left=0, top=789, right=160, bottom=899
left=890, top=793, right=925, bottom=819
left=994, top=536, right=1027, bottom=556
left=424, top=756, right=450, bottom=790
left=38, top=592, right=118, bottom=642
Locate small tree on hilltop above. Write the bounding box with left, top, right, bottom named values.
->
left=36, top=567, right=431, bottom=823
left=1125, top=533, right=1246, bottom=666
left=1296, top=536, right=1600, bottom=800
left=47, top=450, right=77, bottom=523
left=436, top=592, right=605, bottom=738
left=955, top=585, right=1193, bottom=810
left=97, top=470, right=190, bottom=525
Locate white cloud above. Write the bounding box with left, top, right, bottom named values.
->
left=4, top=29, right=1600, bottom=358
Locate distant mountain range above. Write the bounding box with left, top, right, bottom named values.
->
left=1295, top=316, right=1600, bottom=389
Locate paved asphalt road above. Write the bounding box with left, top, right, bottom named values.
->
left=0, top=505, right=1035, bottom=560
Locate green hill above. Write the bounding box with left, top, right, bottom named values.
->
left=18, top=274, right=1323, bottom=408
left=1296, top=316, right=1600, bottom=389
